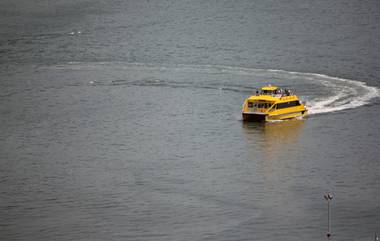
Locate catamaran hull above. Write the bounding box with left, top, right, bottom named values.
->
left=242, top=111, right=307, bottom=122
left=242, top=113, right=267, bottom=122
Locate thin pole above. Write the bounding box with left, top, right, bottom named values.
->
left=327, top=200, right=330, bottom=240
left=327, top=200, right=329, bottom=234
left=324, top=193, right=333, bottom=241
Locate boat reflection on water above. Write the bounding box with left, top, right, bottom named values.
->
left=242, top=119, right=305, bottom=190
left=242, top=118, right=305, bottom=156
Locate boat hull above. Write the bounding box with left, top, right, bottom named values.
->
left=242, top=110, right=307, bottom=122
left=242, top=113, right=267, bottom=122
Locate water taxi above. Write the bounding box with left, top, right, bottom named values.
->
left=242, top=85, right=307, bottom=121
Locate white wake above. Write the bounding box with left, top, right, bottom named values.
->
left=299, top=73, right=379, bottom=114
left=43, top=62, right=380, bottom=115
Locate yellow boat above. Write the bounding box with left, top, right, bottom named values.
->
left=242, top=85, right=307, bottom=121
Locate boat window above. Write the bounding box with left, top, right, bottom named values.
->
left=292, top=101, right=300, bottom=107
left=277, top=101, right=301, bottom=109
left=248, top=102, right=253, bottom=108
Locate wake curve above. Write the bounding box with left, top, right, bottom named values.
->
left=300, top=73, right=379, bottom=114
left=43, top=62, right=380, bottom=115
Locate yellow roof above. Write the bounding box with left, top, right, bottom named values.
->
left=261, top=85, right=278, bottom=91
left=248, top=95, right=278, bottom=101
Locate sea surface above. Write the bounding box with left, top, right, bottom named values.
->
left=1, top=1, right=380, bottom=241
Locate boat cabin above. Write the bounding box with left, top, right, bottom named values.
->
left=247, top=99, right=301, bottom=112
left=257, top=85, right=292, bottom=97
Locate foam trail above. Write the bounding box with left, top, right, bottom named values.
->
left=185, top=64, right=380, bottom=115
left=304, top=74, right=379, bottom=114
left=41, top=62, right=380, bottom=115
left=209, top=64, right=379, bottom=114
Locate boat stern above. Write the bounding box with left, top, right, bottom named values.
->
left=242, top=112, right=267, bottom=122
